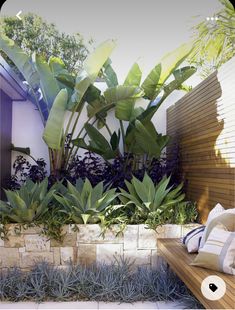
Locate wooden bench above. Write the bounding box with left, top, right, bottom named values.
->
left=158, top=239, right=235, bottom=309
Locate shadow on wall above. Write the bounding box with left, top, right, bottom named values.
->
left=167, top=57, right=235, bottom=223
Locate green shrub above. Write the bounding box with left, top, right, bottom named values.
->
left=54, top=178, right=118, bottom=224
left=0, top=178, right=55, bottom=223
left=119, top=173, right=185, bottom=226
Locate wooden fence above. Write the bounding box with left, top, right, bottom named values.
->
left=166, top=57, right=235, bottom=223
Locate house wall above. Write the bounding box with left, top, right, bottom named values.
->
left=166, top=57, right=235, bottom=223
left=0, top=90, right=12, bottom=196
left=11, top=99, right=50, bottom=171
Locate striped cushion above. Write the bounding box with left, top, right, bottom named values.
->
left=191, top=227, right=235, bottom=275
left=182, top=226, right=205, bottom=253
left=200, top=204, right=235, bottom=248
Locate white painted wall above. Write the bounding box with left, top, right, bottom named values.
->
left=11, top=100, right=50, bottom=173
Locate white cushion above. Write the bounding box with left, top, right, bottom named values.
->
left=200, top=204, right=235, bottom=248
left=192, top=227, right=235, bottom=275
left=200, top=203, right=224, bottom=248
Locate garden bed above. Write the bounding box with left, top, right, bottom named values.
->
left=0, top=223, right=200, bottom=270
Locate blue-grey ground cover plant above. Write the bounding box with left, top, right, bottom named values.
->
left=0, top=260, right=203, bottom=308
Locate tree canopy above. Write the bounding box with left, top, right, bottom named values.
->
left=189, top=0, right=235, bottom=78
left=0, top=13, right=90, bottom=73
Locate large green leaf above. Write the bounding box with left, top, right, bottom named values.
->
left=126, top=65, right=195, bottom=139
left=158, top=66, right=196, bottom=105
left=43, top=89, right=68, bottom=149
left=49, top=56, right=75, bottom=93
left=72, top=124, right=118, bottom=160
left=85, top=123, right=111, bottom=151
left=143, top=173, right=155, bottom=202
left=141, top=64, right=161, bottom=100
left=103, top=58, right=118, bottom=87
left=134, top=120, right=163, bottom=157
left=141, top=42, right=193, bottom=101
left=158, top=42, right=193, bottom=85
left=71, top=40, right=116, bottom=107
left=33, top=54, right=60, bottom=111
left=84, top=40, right=116, bottom=79
left=114, top=63, right=143, bottom=121
left=104, top=85, right=143, bottom=104
left=87, top=100, right=114, bottom=119
left=49, top=56, right=67, bottom=76
left=85, top=86, right=112, bottom=120
left=103, top=85, right=143, bottom=121
left=124, top=63, right=142, bottom=86
left=0, top=34, right=39, bottom=89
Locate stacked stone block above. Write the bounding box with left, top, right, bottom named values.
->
left=0, top=223, right=200, bottom=269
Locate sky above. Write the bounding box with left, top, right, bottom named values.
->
left=1, top=0, right=222, bottom=81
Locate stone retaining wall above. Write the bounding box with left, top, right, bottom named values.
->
left=0, top=223, right=200, bottom=269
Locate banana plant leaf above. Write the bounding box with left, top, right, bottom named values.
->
left=43, top=89, right=68, bottom=149
left=49, top=56, right=68, bottom=76
left=141, top=42, right=193, bottom=101
left=133, top=120, right=169, bottom=157
left=33, top=53, right=60, bottom=111
left=0, top=34, right=39, bottom=89
left=72, top=123, right=119, bottom=160
left=50, top=57, right=76, bottom=94
left=158, top=42, right=193, bottom=86
left=103, top=58, right=118, bottom=87
left=158, top=66, right=196, bottom=105
left=141, top=64, right=161, bottom=100
left=115, top=63, right=143, bottom=121
left=70, top=40, right=116, bottom=108
left=84, top=85, right=114, bottom=127
left=104, top=85, right=144, bottom=104
left=124, top=63, right=142, bottom=87
left=102, top=85, right=144, bottom=121
left=125, top=65, right=196, bottom=141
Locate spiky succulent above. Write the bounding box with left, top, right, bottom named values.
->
left=119, top=173, right=185, bottom=220
left=0, top=178, right=55, bottom=223
left=54, top=178, right=118, bottom=224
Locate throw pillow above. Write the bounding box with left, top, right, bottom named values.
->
left=191, top=227, right=235, bottom=275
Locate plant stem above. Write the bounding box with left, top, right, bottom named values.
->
left=98, top=116, right=112, bottom=136
left=119, top=120, right=126, bottom=152
left=64, top=117, right=97, bottom=168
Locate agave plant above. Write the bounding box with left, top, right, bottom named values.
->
left=0, top=178, right=55, bottom=223
left=54, top=179, right=118, bottom=224
left=119, top=173, right=185, bottom=221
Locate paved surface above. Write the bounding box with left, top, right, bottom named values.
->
left=0, top=301, right=191, bottom=309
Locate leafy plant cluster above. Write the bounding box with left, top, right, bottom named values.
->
left=8, top=155, right=47, bottom=190
left=0, top=31, right=196, bottom=181
left=0, top=13, right=89, bottom=73
left=0, top=260, right=203, bottom=308
left=0, top=18, right=198, bottom=240
left=189, top=0, right=235, bottom=78
left=9, top=149, right=180, bottom=191
left=0, top=173, right=198, bottom=240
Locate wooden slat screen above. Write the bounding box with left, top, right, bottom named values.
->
left=166, top=57, right=235, bottom=223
